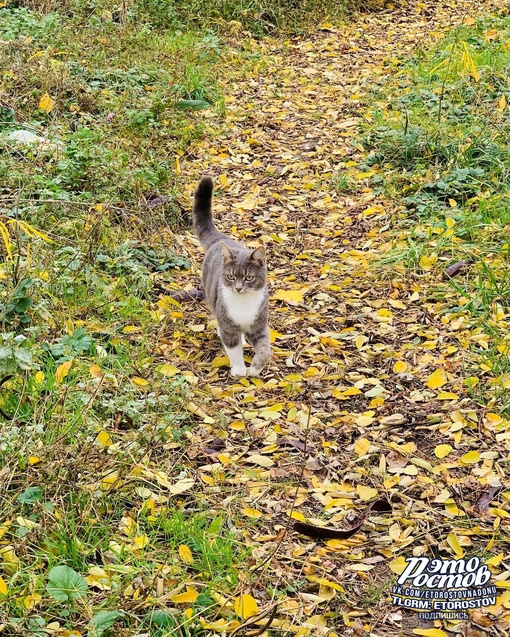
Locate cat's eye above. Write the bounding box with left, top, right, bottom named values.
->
left=226, top=274, right=235, bottom=280
left=245, top=275, right=254, bottom=281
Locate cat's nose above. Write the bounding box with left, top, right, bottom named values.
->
left=235, top=285, right=243, bottom=292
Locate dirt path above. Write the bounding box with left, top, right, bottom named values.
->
left=160, top=1, right=509, bottom=634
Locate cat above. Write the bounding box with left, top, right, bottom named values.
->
left=193, top=176, right=271, bottom=377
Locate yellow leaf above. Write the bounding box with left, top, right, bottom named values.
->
left=133, top=534, right=149, bottom=548
left=245, top=453, right=274, bottom=467
left=85, top=566, right=112, bottom=590
left=200, top=619, right=241, bottom=631
left=34, top=371, right=45, bottom=384
left=356, top=485, right=377, bottom=501
left=122, top=325, right=141, bottom=333
left=242, top=507, right=263, bottom=519
left=447, top=532, right=464, bottom=558
left=159, top=364, right=180, bottom=377
left=172, top=587, right=199, bottom=604
left=212, top=355, right=230, bottom=368
left=132, top=377, right=148, bottom=386
left=445, top=502, right=461, bottom=516
left=389, top=556, right=407, bottom=575
left=97, top=430, right=112, bottom=447
left=460, top=450, right=481, bottom=464
left=234, top=593, right=259, bottom=619
left=23, top=592, right=42, bottom=609
left=343, top=386, right=361, bottom=396
left=175, top=156, right=181, bottom=175
left=101, top=471, right=121, bottom=491
left=269, top=328, right=281, bottom=343
left=0, top=546, right=20, bottom=574
left=0, top=575, right=7, bottom=596
left=499, top=94, right=507, bottom=111
left=89, top=364, right=102, bottom=378
left=413, top=630, right=448, bottom=637
left=437, top=391, right=458, bottom=400
left=393, top=360, right=408, bottom=373
left=179, top=544, right=194, bottom=564
left=355, top=438, right=371, bottom=457
left=168, top=477, right=195, bottom=495
left=426, top=368, right=447, bottom=389
left=419, top=254, right=437, bottom=270
left=306, top=575, right=345, bottom=592
left=273, top=289, right=304, bottom=304
left=355, top=335, right=367, bottom=349
left=290, top=510, right=306, bottom=522
left=38, top=92, right=55, bottom=113
left=434, top=444, right=452, bottom=459
left=448, top=198, right=457, bottom=208
left=55, top=359, right=73, bottom=384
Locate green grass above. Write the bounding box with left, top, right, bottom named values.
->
left=0, top=0, right=364, bottom=628
left=363, top=14, right=510, bottom=410
left=0, top=3, right=248, bottom=633
left=0, top=5, right=223, bottom=205
left=132, top=0, right=348, bottom=36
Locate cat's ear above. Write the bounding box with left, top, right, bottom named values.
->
left=250, top=246, right=266, bottom=266
left=220, top=242, right=235, bottom=263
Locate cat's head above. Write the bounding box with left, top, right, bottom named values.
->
left=220, top=242, right=266, bottom=294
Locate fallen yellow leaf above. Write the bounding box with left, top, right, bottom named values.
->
left=96, top=430, right=112, bottom=447
left=234, top=593, right=259, bottom=619
left=38, top=92, right=55, bottom=113
left=389, top=556, right=407, bottom=574
left=159, top=364, right=180, bottom=377
left=437, top=391, right=458, bottom=400
left=460, top=450, right=481, bottom=464
left=356, top=485, right=377, bottom=501
left=393, top=360, right=408, bottom=373
left=434, top=444, right=452, bottom=459
left=426, top=368, right=447, bottom=389
left=242, top=507, right=263, bottom=519
left=273, top=289, right=304, bottom=304
left=172, top=587, right=199, bottom=604
left=89, top=364, right=102, bottom=378
left=55, top=359, right=73, bottom=384
left=447, top=532, right=464, bottom=558
left=23, top=592, right=42, bottom=609
left=179, top=544, right=194, bottom=564
left=132, top=377, right=149, bottom=386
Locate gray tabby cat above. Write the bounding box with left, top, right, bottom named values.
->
left=193, top=176, right=271, bottom=377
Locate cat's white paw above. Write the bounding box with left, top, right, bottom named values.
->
left=231, top=365, right=247, bottom=377
left=247, top=366, right=261, bottom=377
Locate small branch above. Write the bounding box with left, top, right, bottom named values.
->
left=170, top=288, right=204, bottom=303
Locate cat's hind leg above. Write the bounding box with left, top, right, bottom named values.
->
left=246, top=326, right=271, bottom=376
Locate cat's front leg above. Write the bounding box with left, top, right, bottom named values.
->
left=219, top=327, right=246, bottom=377
left=247, top=326, right=271, bottom=376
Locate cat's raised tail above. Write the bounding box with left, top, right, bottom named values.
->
left=193, top=176, right=225, bottom=250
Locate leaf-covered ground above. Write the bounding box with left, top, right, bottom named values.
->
left=2, top=0, right=510, bottom=636
left=166, top=1, right=510, bottom=634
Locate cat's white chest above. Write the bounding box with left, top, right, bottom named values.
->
left=220, top=285, right=264, bottom=330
